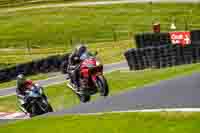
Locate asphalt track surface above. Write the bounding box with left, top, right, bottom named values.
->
left=50, top=72, right=200, bottom=115
left=0, top=61, right=128, bottom=97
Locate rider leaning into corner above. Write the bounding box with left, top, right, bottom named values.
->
left=16, top=74, right=46, bottom=114
left=68, top=44, right=89, bottom=93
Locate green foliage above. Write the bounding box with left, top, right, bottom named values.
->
left=0, top=3, right=199, bottom=48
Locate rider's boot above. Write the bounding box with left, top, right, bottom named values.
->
left=19, top=104, right=28, bottom=114
left=18, top=98, right=27, bottom=113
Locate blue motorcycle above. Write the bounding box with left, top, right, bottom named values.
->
left=25, top=85, right=53, bottom=117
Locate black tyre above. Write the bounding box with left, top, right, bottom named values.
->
left=60, top=61, right=68, bottom=74
left=30, top=104, right=38, bottom=117
left=47, top=104, right=53, bottom=112
left=39, top=99, right=52, bottom=113
left=30, top=100, right=48, bottom=117
left=78, top=94, right=90, bottom=103
left=96, top=75, right=109, bottom=97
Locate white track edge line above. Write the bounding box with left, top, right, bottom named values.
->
left=75, top=108, right=200, bottom=115
left=1, top=108, right=200, bottom=119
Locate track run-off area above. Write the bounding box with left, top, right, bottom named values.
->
left=1, top=67, right=200, bottom=119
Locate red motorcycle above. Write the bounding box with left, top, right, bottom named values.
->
left=67, top=52, right=109, bottom=103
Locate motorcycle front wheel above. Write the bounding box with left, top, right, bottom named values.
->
left=30, top=103, right=39, bottom=117
left=96, top=75, right=109, bottom=97
left=47, top=104, right=53, bottom=112
left=78, top=94, right=90, bottom=103
left=38, top=99, right=53, bottom=113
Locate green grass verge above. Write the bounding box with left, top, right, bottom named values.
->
left=1, top=63, right=200, bottom=112
left=0, top=40, right=132, bottom=89
left=0, top=73, right=49, bottom=89
left=0, top=40, right=132, bottom=69
left=1, top=112, right=200, bottom=132
left=0, top=3, right=199, bottom=48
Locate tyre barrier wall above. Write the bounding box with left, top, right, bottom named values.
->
left=0, top=54, right=69, bottom=83
left=124, top=44, right=200, bottom=70
left=191, top=30, right=200, bottom=44
left=134, top=30, right=200, bottom=48
left=134, top=32, right=171, bottom=48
